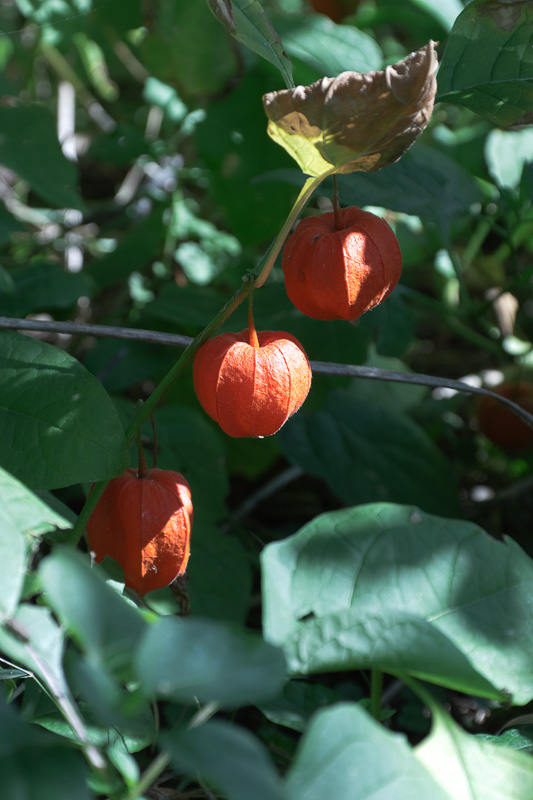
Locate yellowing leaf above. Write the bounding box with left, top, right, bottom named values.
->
left=263, top=41, right=438, bottom=177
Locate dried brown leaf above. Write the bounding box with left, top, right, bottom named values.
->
left=263, top=41, right=438, bottom=176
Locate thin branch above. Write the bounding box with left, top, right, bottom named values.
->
left=1, top=316, right=533, bottom=430
left=0, top=316, right=193, bottom=348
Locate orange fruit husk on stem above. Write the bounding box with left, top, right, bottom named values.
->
left=282, top=206, right=402, bottom=321
left=477, top=382, right=533, bottom=452
left=87, top=468, right=193, bottom=597
left=193, top=328, right=312, bottom=438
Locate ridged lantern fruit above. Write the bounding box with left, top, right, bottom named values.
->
left=282, top=206, right=402, bottom=321
left=87, top=468, right=193, bottom=596
left=193, top=328, right=311, bottom=437
left=477, top=382, right=533, bottom=452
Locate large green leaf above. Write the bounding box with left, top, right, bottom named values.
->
left=136, top=615, right=286, bottom=709
left=39, top=549, right=145, bottom=678
left=261, top=503, right=533, bottom=703
left=278, top=389, right=459, bottom=516
left=0, top=466, right=70, bottom=618
left=0, top=105, right=84, bottom=209
left=286, top=703, right=451, bottom=800
left=0, top=331, right=129, bottom=489
left=272, top=13, right=382, bottom=77
left=164, top=718, right=285, bottom=800
left=415, top=683, right=533, bottom=799
left=437, top=0, right=533, bottom=127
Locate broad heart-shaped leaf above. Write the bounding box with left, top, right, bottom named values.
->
left=208, top=0, right=293, bottom=89
left=0, top=466, right=70, bottom=618
left=0, top=331, right=129, bottom=489
left=261, top=504, right=533, bottom=704
left=285, top=703, right=451, bottom=800
left=414, top=683, right=533, bottom=799
left=278, top=389, right=459, bottom=517
left=437, top=0, right=533, bottom=128
left=164, top=718, right=285, bottom=800
left=0, top=105, right=84, bottom=210
left=135, top=615, right=286, bottom=709
left=263, top=41, right=437, bottom=177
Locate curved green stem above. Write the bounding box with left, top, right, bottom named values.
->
left=254, top=173, right=328, bottom=289
left=68, top=279, right=251, bottom=546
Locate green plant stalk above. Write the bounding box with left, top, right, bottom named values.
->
left=127, top=751, right=171, bottom=800
left=370, top=668, right=383, bottom=722
left=69, top=279, right=251, bottom=545
left=254, top=173, right=328, bottom=288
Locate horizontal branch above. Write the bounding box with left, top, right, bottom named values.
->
left=1, top=315, right=532, bottom=430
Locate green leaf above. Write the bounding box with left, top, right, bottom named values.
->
left=222, top=0, right=294, bottom=89
left=409, top=0, right=463, bottom=30
left=278, top=389, right=459, bottom=516
left=0, top=605, right=69, bottom=702
left=484, top=128, right=533, bottom=189
left=337, top=143, right=483, bottom=223
left=0, top=694, right=91, bottom=800
left=261, top=503, right=533, bottom=703
left=0, top=331, right=129, bottom=489
left=143, top=77, right=187, bottom=123
left=14, top=0, right=91, bottom=25
left=280, top=608, right=501, bottom=698
left=272, top=13, right=382, bottom=77
left=416, top=684, right=533, bottom=799
left=263, top=41, right=437, bottom=177
left=186, top=523, right=253, bottom=623
left=154, top=405, right=228, bottom=524
left=437, top=0, right=533, bottom=127
left=163, top=717, right=285, bottom=800
left=0, top=466, right=70, bottom=617
left=39, top=549, right=145, bottom=677
left=260, top=679, right=344, bottom=733
left=0, top=105, right=84, bottom=209
left=286, top=703, right=450, bottom=799
left=136, top=615, right=286, bottom=708
left=0, top=262, right=93, bottom=317
left=477, top=727, right=533, bottom=755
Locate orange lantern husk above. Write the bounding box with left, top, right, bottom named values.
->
left=87, top=468, right=193, bottom=597
left=193, top=328, right=311, bottom=438
left=282, top=206, right=402, bottom=321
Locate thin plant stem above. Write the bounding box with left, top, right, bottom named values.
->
left=127, top=751, right=171, bottom=800
left=370, top=668, right=383, bottom=722
left=248, top=285, right=260, bottom=348
left=137, top=430, right=148, bottom=478
left=254, top=173, right=328, bottom=289
left=68, top=279, right=251, bottom=546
